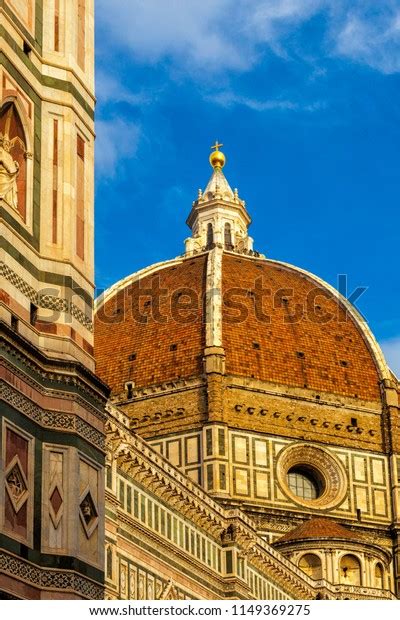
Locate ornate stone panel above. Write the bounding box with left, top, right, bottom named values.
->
left=1, top=419, right=34, bottom=546
left=77, top=455, right=104, bottom=569
left=41, top=446, right=70, bottom=554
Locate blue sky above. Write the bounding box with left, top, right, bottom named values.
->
left=94, top=0, right=400, bottom=375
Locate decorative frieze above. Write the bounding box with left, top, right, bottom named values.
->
left=1, top=381, right=105, bottom=450
left=0, top=262, right=93, bottom=331
left=233, top=402, right=378, bottom=437
left=1, top=263, right=38, bottom=304
left=39, top=294, right=69, bottom=313
left=0, top=551, right=103, bottom=599
left=0, top=344, right=107, bottom=423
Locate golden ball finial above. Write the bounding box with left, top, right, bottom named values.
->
left=209, top=140, right=226, bottom=169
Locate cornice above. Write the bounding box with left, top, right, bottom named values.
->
left=274, top=536, right=392, bottom=563
left=0, top=324, right=109, bottom=412
left=227, top=375, right=382, bottom=414
left=0, top=549, right=103, bottom=599
left=1, top=379, right=105, bottom=451
left=110, top=375, right=205, bottom=406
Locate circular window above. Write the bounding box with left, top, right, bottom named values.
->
left=287, top=466, right=322, bottom=500
left=277, top=443, right=348, bottom=509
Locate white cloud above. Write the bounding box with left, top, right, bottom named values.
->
left=380, top=336, right=400, bottom=378
left=242, top=0, right=324, bottom=42
left=96, top=71, right=152, bottom=106
left=334, top=9, right=400, bottom=74
left=208, top=92, right=298, bottom=111
left=208, top=91, right=324, bottom=111
left=97, top=0, right=400, bottom=75
left=96, top=0, right=249, bottom=72
left=95, top=118, right=141, bottom=177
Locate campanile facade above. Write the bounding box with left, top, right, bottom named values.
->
left=0, top=0, right=108, bottom=599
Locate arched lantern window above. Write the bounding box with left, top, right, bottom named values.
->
left=206, top=222, right=214, bottom=249
left=224, top=222, right=233, bottom=250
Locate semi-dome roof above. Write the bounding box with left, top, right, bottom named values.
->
left=94, top=145, right=388, bottom=403
left=273, top=518, right=393, bottom=566
left=274, top=517, right=360, bottom=544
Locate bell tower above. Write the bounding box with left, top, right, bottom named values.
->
left=0, top=0, right=108, bottom=599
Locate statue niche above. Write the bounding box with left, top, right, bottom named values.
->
left=0, top=103, right=28, bottom=219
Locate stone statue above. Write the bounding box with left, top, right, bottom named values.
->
left=81, top=496, right=94, bottom=523
left=0, top=105, right=26, bottom=212
left=0, top=133, right=20, bottom=210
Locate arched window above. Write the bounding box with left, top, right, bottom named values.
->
left=224, top=222, right=233, bottom=250
left=299, top=554, right=322, bottom=580
left=340, top=554, right=361, bottom=585
left=0, top=102, right=28, bottom=220
left=375, top=563, right=384, bottom=589
left=206, top=222, right=214, bottom=249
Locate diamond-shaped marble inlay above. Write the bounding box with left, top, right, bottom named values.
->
left=6, top=465, right=26, bottom=499
left=50, top=486, right=63, bottom=516
left=5, top=459, right=29, bottom=513
left=79, top=490, right=99, bottom=538
left=80, top=492, right=97, bottom=524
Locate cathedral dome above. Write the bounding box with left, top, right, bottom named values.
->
left=95, top=249, right=383, bottom=403
left=94, top=145, right=389, bottom=408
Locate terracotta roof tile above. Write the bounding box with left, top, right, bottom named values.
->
left=94, top=255, right=207, bottom=393
left=222, top=254, right=380, bottom=401
left=275, top=518, right=360, bottom=544
left=94, top=252, right=381, bottom=402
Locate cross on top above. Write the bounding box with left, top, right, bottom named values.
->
left=211, top=141, right=223, bottom=152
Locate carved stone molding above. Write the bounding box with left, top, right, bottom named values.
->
left=1, top=381, right=105, bottom=450
left=0, top=262, right=93, bottom=331
left=0, top=344, right=107, bottom=421
left=5, top=455, right=29, bottom=513
left=0, top=551, right=103, bottom=599
left=112, top=376, right=205, bottom=404
left=79, top=488, right=99, bottom=538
